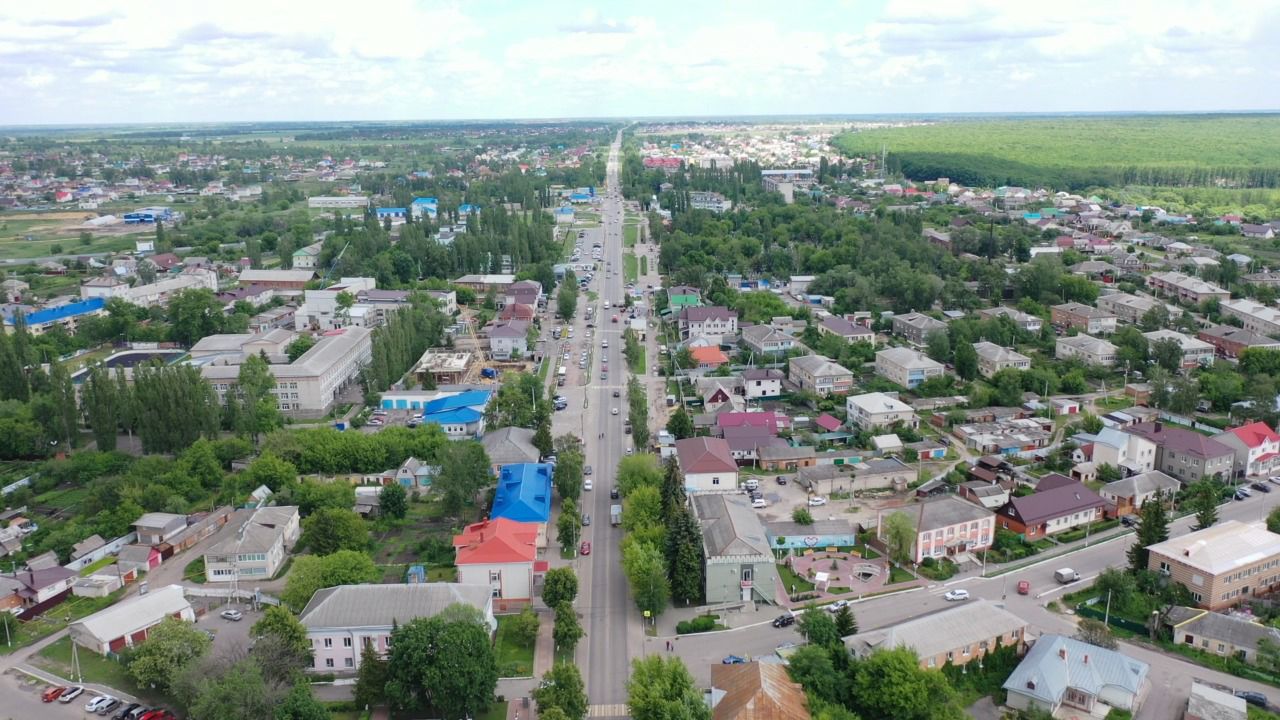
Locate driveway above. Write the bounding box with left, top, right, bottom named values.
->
left=194, top=605, right=263, bottom=657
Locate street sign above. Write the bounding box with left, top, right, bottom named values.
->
left=643, top=610, right=651, bottom=618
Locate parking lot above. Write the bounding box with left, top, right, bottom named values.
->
left=0, top=671, right=98, bottom=720
left=193, top=602, right=263, bottom=658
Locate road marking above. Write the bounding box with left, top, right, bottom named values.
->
left=588, top=703, right=628, bottom=717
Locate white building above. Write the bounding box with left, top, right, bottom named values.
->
left=307, top=196, right=370, bottom=209
left=846, top=392, right=919, bottom=431
left=973, top=342, right=1031, bottom=378
left=875, top=346, right=944, bottom=388
left=81, top=269, right=219, bottom=308
left=293, top=242, right=324, bottom=270
left=1143, top=329, right=1215, bottom=368
left=675, top=437, right=739, bottom=492
left=69, top=584, right=195, bottom=655
left=789, top=354, right=854, bottom=396
left=203, top=506, right=300, bottom=583
left=1055, top=334, right=1118, bottom=366
left=1221, top=298, right=1280, bottom=339
left=741, top=368, right=784, bottom=399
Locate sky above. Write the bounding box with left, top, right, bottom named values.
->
left=2, top=0, right=1279, bottom=125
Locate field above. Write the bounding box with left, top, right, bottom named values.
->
left=833, top=115, right=1280, bottom=192
left=0, top=213, right=143, bottom=259
left=34, top=636, right=144, bottom=697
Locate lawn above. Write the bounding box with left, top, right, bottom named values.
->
left=623, top=252, right=638, bottom=283
left=624, top=225, right=638, bottom=247
left=776, top=563, right=815, bottom=595
left=916, top=559, right=958, bottom=581
left=78, top=556, right=116, bottom=577
left=0, top=592, right=123, bottom=654
left=887, top=565, right=915, bottom=585
left=478, top=700, right=509, bottom=720
left=183, top=557, right=206, bottom=583
left=34, top=636, right=144, bottom=697
left=493, top=618, right=536, bottom=678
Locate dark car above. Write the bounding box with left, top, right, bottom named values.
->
left=610, top=486, right=620, bottom=499
left=776, top=476, right=787, bottom=485
left=1120, top=515, right=1138, bottom=527
left=772, top=614, right=795, bottom=628
left=1252, top=482, right=1273, bottom=493
left=722, top=655, right=747, bottom=664
left=113, top=703, right=141, bottom=720
left=1236, top=690, right=1268, bottom=708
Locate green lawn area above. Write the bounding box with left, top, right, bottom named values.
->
left=34, top=636, right=144, bottom=696
left=0, top=592, right=124, bottom=655
left=887, top=565, right=915, bottom=585
left=623, top=252, right=638, bottom=283
left=624, top=225, right=638, bottom=247
left=427, top=566, right=458, bottom=582
left=776, top=563, right=815, bottom=594
left=478, top=700, right=508, bottom=720
left=183, top=557, right=206, bottom=583
left=493, top=618, right=535, bottom=678
left=78, top=556, right=116, bottom=577
left=33, top=486, right=90, bottom=511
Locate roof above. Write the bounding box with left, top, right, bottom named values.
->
left=691, top=346, right=730, bottom=365
left=453, top=518, right=538, bottom=565
left=1175, top=607, right=1280, bottom=652
left=815, top=413, right=842, bottom=432
left=895, top=496, right=993, bottom=533
left=845, top=601, right=1025, bottom=660
left=875, top=346, right=943, bottom=370
left=205, top=506, right=297, bottom=555
left=238, top=269, right=315, bottom=283
left=481, top=427, right=541, bottom=466
left=491, top=464, right=553, bottom=523
left=676, top=437, right=738, bottom=475
left=710, top=662, right=810, bottom=720
left=133, top=512, right=186, bottom=531
left=764, top=518, right=854, bottom=538
left=424, top=389, right=492, bottom=414
left=1146, top=520, right=1280, bottom=575
left=1100, top=471, right=1180, bottom=499
left=972, top=341, right=1030, bottom=364
left=1143, top=329, right=1214, bottom=352
left=1054, top=301, right=1113, bottom=319
left=789, top=354, right=852, bottom=377
left=741, top=324, right=793, bottom=346
left=299, top=583, right=493, bottom=629
left=1003, top=634, right=1148, bottom=706
left=1126, top=422, right=1233, bottom=460
left=741, top=368, right=784, bottom=381
left=1056, top=333, right=1118, bottom=354
left=421, top=407, right=483, bottom=425
left=680, top=305, right=736, bottom=323
left=1187, top=683, right=1247, bottom=720
left=1003, top=476, right=1105, bottom=525
left=71, top=534, right=106, bottom=559
left=847, top=392, right=915, bottom=415
left=819, top=316, right=872, bottom=337
left=692, top=494, right=772, bottom=559
left=70, top=584, right=190, bottom=643
left=1225, top=421, right=1280, bottom=449
left=5, top=297, right=105, bottom=326
left=10, top=566, right=75, bottom=595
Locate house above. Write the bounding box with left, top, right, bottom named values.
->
left=758, top=445, right=816, bottom=472
left=1003, top=634, right=1149, bottom=715
left=676, top=437, right=739, bottom=492
left=891, top=312, right=948, bottom=345
left=874, top=347, right=943, bottom=389
left=959, top=481, right=1011, bottom=510
left=708, top=662, right=810, bottom=720
left=292, top=242, right=324, bottom=270
left=452, top=518, right=540, bottom=602
left=973, top=342, right=1031, bottom=378
left=1214, top=422, right=1280, bottom=479
left=851, top=457, right=914, bottom=492
left=667, top=286, right=703, bottom=309
left=996, top=474, right=1106, bottom=539
left=1146, top=520, right=1280, bottom=610
left=1143, top=330, right=1215, bottom=368
left=133, top=512, right=188, bottom=545
left=789, top=355, right=854, bottom=396
left=1242, top=224, right=1276, bottom=240
left=71, top=534, right=107, bottom=562
left=237, top=268, right=315, bottom=291
left=1051, top=302, right=1117, bottom=334
left=845, top=601, right=1026, bottom=670
left=878, top=496, right=994, bottom=564
left=1125, top=422, right=1235, bottom=483
left=977, top=306, right=1043, bottom=333
left=817, top=315, right=875, bottom=344
left=1096, top=292, right=1161, bottom=324
left=678, top=306, right=738, bottom=344
left=116, top=545, right=161, bottom=574
left=418, top=389, right=491, bottom=440
left=1099, top=471, right=1180, bottom=517
left=69, top=584, right=195, bottom=655
left=487, top=320, right=529, bottom=360
left=1088, top=426, right=1157, bottom=475
left=1056, top=334, right=1118, bottom=365
left=1197, top=324, right=1280, bottom=359
left=1147, top=271, right=1230, bottom=305
left=741, top=368, right=784, bottom=399
left=481, top=427, right=541, bottom=473
left=1168, top=606, right=1280, bottom=666
left=1221, top=298, right=1280, bottom=338
left=690, top=493, right=779, bottom=604
left=691, top=346, right=730, bottom=370
left=846, top=392, right=919, bottom=431
left=491, top=464, right=552, bottom=546
left=453, top=274, right=515, bottom=293
left=4, top=566, right=76, bottom=616
left=386, top=456, right=435, bottom=489
left=300, top=583, right=496, bottom=672
left=740, top=324, right=797, bottom=355
left=203, top=506, right=300, bottom=583
left=1185, top=682, right=1247, bottom=720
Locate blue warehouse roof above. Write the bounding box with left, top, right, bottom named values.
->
left=491, top=463, right=553, bottom=523
left=424, top=390, right=492, bottom=414
left=6, top=297, right=105, bottom=326
left=420, top=407, right=483, bottom=425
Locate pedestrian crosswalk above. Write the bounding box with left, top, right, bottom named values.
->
left=588, top=703, right=629, bottom=718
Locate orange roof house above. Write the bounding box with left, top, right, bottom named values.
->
left=691, top=346, right=730, bottom=368
left=451, top=518, right=539, bottom=601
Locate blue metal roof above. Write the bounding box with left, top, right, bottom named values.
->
left=420, top=407, right=483, bottom=425
left=412, top=197, right=438, bottom=205
left=491, top=463, right=552, bottom=523
left=376, top=207, right=406, bottom=215
left=6, top=297, right=105, bottom=326
left=424, top=390, right=492, bottom=414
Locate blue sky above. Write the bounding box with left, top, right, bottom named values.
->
left=1, top=0, right=1278, bottom=125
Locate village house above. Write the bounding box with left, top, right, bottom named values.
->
left=1056, top=334, right=1118, bottom=366
left=977, top=306, right=1043, bottom=333
left=1213, top=421, right=1280, bottom=479
left=1003, top=635, right=1149, bottom=716
left=676, top=437, right=739, bottom=492
left=1145, top=520, right=1280, bottom=610
left=1197, top=324, right=1280, bottom=359
left=996, top=474, right=1106, bottom=539
left=1099, top=470, right=1180, bottom=517
left=1051, top=302, right=1117, bottom=334
left=891, top=312, right=948, bottom=345
left=452, top=518, right=541, bottom=603
left=845, top=601, right=1026, bottom=670
left=740, top=368, right=784, bottom=399
left=707, top=662, right=810, bottom=720
left=678, top=306, right=738, bottom=344
left=1166, top=606, right=1280, bottom=665
left=817, top=315, right=876, bottom=344
left=1124, top=422, right=1235, bottom=483
left=973, top=342, right=1031, bottom=378
left=740, top=324, right=798, bottom=355
left=480, top=427, right=541, bottom=473
left=874, top=346, right=944, bottom=389
left=203, top=506, right=300, bottom=583
left=788, top=354, right=854, bottom=396
left=846, top=392, right=919, bottom=431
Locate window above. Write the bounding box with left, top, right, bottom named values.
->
left=345, top=657, right=354, bottom=667
left=343, top=637, right=352, bottom=647
left=927, top=657, right=936, bottom=668
left=946, top=651, right=953, bottom=661
left=323, top=638, right=333, bottom=648
left=325, top=658, right=334, bottom=668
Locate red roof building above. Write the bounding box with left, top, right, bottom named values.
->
left=1216, top=421, right=1280, bottom=478
left=690, top=346, right=729, bottom=368
left=452, top=518, right=539, bottom=601
left=676, top=437, right=739, bottom=491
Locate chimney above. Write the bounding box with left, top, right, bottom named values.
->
left=1058, top=647, right=1067, bottom=661
left=1154, top=421, right=1163, bottom=433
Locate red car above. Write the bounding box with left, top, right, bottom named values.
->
left=1016, top=580, right=1030, bottom=595
left=580, top=541, right=591, bottom=556
left=41, top=686, right=66, bottom=703
left=139, top=711, right=173, bottom=720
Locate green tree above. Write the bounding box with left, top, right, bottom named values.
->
left=626, top=656, right=710, bottom=720
left=1074, top=618, right=1118, bottom=650
left=533, top=414, right=554, bottom=457
left=617, top=453, right=663, bottom=495
left=557, top=498, right=581, bottom=548
left=286, top=335, right=317, bottom=362
left=847, top=647, right=966, bottom=720
left=552, top=435, right=584, bottom=503
left=834, top=604, right=858, bottom=637
left=533, top=662, right=588, bottom=720
left=553, top=601, right=584, bottom=654
left=924, top=329, right=951, bottom=364
left=1257, top=636, right=1280, bottom=675
left=1080, top=412, right=1104, bottom=434
left=129, top=617, right=212, bottom=693
left=1129, top=490, right=1170, bottom=572
left=300, top=508, right=368, bottom=555
left=665, top=505, right=705, bottom=605
left=282, top=550, right=380, bottom=611
left=435, top=441, right=492, bottom=516
left=953, top=341, right=978, bottom=381
left=991, top=367, right=1026, bottom=406
left=541, top=567, right=579, bottom=608
left=786, top=646, right=842, bottom=705
left=628, top=375, right=650, bottom=449
left=1150, top=338, right=1184, bottom=373
left=791, top=507, right=814, bottom=525
left=275, top=682, right=330, bottom=720
left=622, top=485, right=663, bottom=533
left=1269, top=505, right=1280, bottom=534
left=1187, top=480, right=1219, bottom=531
left=385, top=609, right=499, bottom=719
left=557, top=274, right=578, bottom=320
left=379, top=482, right=409, bottom=520
left=666, top=407, right=694, bottom=439
left=251, top=606, right=312, bottom=660
left=169, top=288, right=228, bottom=346
left=187, top=659, right=275, bottom=720
left=240, top=452, right=298, bottom=492
left=236, top=352, right=282, bottom=444
left=354, top=643, right=390, bottom=710
left=881, top=512, right=916, bottom=566
left=80, top=365, right=120, bottom=451
left=622, top=540, right=669, bottom=616
left=507, top=606, right=541, bottom=647
left=796, top=603, right=841, bottom=647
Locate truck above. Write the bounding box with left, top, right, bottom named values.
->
left=1054, top=568, right=1080, bottom=584
left=481, top=367, right=498, bottom=379
left=610, top=504, right=622, bottom=526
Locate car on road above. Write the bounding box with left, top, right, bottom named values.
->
left=113, top=703, right=141, bottom=720
left=1271, top=476, right=1280, bottom=485
left=96, top=698, right=121, bottom=716
left=86, top=696, right=116, bottom=713
left=1252, top=482, right=1273, bottom=493
left=1236, top=690, right=1268, bottom=708
left=601, top=371, right=608, bottom=380
left=827, top=600, right=849, bottom=613
left=220, top=609, right=243, bottom=621
left=41, top=686, right=66, bottom=702
left=611, top=486, right=620, bottom=499
left=1120, top=515, right=1139, bottom=527
left=1236, top=488, right=1252, bottom=501
left=613, top=389, right=620, bottom=397
left=722, top=655, right=747, bottom=664
left=584, top=465, right=593, bottom=475
left=584, top=479, right=593, bottom=491
left=807, top=496, right=828, bottom=506
left=772, top=614, right=795, bottom=628
left=579, top=541, right=591, bottom=556
left=1017, top=580, right=1030, bottom=595
left=611, top=407, right=619, bottom=415
left=602, top=340, right=609, bottom=348
left=58, top=686, right=84, bottom=703
left=776, top=475, right=787, bottom=485
left=943, top=589, right=970, bottom=601
left=751, top=498, right=768, bottom=509
left=582, top=514, right=591, bottom=526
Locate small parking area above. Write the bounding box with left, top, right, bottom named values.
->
left=192, top=602, right=263, bottom=656
left=2, top=670, right=98, bottom=720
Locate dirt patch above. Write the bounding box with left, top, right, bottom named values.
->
left=1, top=212, right=93, bottom=221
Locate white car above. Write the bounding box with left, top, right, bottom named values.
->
left=584, top=479, right=593, bottom=491
left=58, top=686, right=84, bottom=703
left=943, top=589, right=970, bottom=602
left=826, top=600, right=849, bottom=613
left=220, top=609, right=243, bottom=621
left=86, top=696, right=115, bottom=713
left=751, top=498, right=767, bottom=509
left=612, top=408, right=619, bottom=415
left=602, top=340, right=609, bottom=348
left=807, top=496, right=828, bottom=507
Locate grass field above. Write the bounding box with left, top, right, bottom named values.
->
left=34, top=636, right=144, bottom=696
left=493, top=618, right=535, bottom=678
left=623, top=225, right=638, bottom=247
left=623, top=252, right=638, bottom=283
left=0, top=215, right=142, bottom=260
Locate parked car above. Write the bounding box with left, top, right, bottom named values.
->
left=943, top=589, right=970, bottom=602
left=776, top=475, right=787, bottom=485
left=579, top=541, right=591, bottom=556
left=807, top=496, right=828, bottom=506
left=584, top=479, right=593, bottom=491
left=1236, top=690, right=1269, bottom=708
left=582, top=514, right=591, bottom=527
left=113, top=703, right=141, bottom=720
left=1252, top=482, right=1273, bottom=493
left=611, top=486, right=620, bottom=499
left=612, top=407, right=619, bottom=415
left=751, top=498, right=767, bottom=509
left=97, top=698, right=121, bottom=716
left=584, top=465, right=593, bottom=476
left=1120, top=515, right=1139, bottom=527
left=86, top=696, right=115, bottom=713
left=827, top=600, right=849, bottom=613
left=772, top=614, right=795, bottom=628
left=41, top=686, right=66, bottom=702
left=58, top=686, right=84, bottom=703
left=613, top=389, right=620, bottom=397
left=220, top=609, right=243, bottom=621
left=1017, top=580, right=1030, bottom=595
left=722, top=655, right=747, bottom=664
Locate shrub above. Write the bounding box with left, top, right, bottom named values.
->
left=675, top=615, right=718, bottom=634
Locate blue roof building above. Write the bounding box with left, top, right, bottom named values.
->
left=411, top=197, right=438, bottom=207
left=416, top=389, right=492, bottom=440
left=491, top=464, right=553, bottom=524
left=376, top=207, right=407, bottom=218
left=458, top=204, right=480, bottom=216
left=5, top=297, right=106, bottom=332
left=424, top=389, right=492, bottom=414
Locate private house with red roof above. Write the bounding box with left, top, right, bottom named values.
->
left=690, top=345, right=730, bottom=370
left=497, top=303, right=535, bottom=322
left=996, top=474, right=1106, bottom=539
left=1214, top=422, right=1280, bottom=479
left=716, top=411, right=790, bottom=433
left=452, top=518, right=541, bottom=602
left=676, top=437, right=739, bottom=492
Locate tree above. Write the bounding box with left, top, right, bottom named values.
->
left=379, top=482, right=408, bottom=520
left=617, top=453, right=663, bottom=495
left=785, top=644, right=840, bottom=704
left=275, top=682, right=330, bottom=720
left=1129, top=490, right=1170, bottom=572
left=508, top=606, right=541, bottom=647
left=187, top=659, right=275, bottom=720
left=1150, top=338, right=1184, bottom=373
left=169, top=288, right=228, bottom=346
left=251, top=606, right=312, bottom=661
left=991, top=367, right=1026, bottom=407
left=882, top=512, right=916, bottom=566
left=847, top=647, right=966, bottom=720
left=1095, top=463, right=1121, bottom=484
left=385, top=610, right=498, bottom=719
left=666, top=407, right=694, bottom=440
left=300, top=508, right=368, bottom=555
left=621, top=539, right=669, bottom=616
left=557, top=498, right=581, bottom=548
left=128, top=617, right=212, bottom=694
left=553, top=601, right=584, bottom=654
left=533, top=415, right=554, bottom=457
left=81, top=366, right=121, bottom=451
left=1269, top=505, right=1280, bottom=534
left=1257, top=636, right=1280, bottom=676
left=1080, top=412, right=1104, bottom=434
left=953, top=340, right=978, bottom=381
left=354, top=643, right=390, bottom=710
left=241, top=452, right=298, bottom=493
left=628, top=375, right=650, bottom=449
left=626, top=656, right=710, bottom=720
left=622, top=485, right=663, bottom=533
left=791, top=507, right=814, bottom=525
left=541, top=567, right=579, bottom=608
left=665, top=505, right=704, bottom=605
left=435, top=441, right=492, bottom=516
left=286, top=335, right=317, bottom=362
left=833, top=604, right=858, bottom=637
left=1187, top=480, right=1219, bottom=531
left=552, top=435, right=584, bottom=503
left=1074, top=618, right=1118, bottom=650
left=283, top=550, right=380, bottom=611
left=925, top=329, right=951, bottom=364
left=534, top=662, right=588, bottom=720
left=796, top=603, right=841, bottom=647
left=236, top=352, right=282, bottom=444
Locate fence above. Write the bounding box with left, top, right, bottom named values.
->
left=1075, top=604, right=1149, bottom=636
left=184, top=586, right=280, bottom=607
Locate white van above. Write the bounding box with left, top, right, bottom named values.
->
left=744, top=478, right=760, bottom=491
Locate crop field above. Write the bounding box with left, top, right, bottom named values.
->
left=833, top=114, right=1280, bottom=191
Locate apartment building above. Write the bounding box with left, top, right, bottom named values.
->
left=1143, top=329, right=1215, bottom=368
left=976, top=306, right=1043, bottom=333
left=972, top=342, right=1031, bottom=378
left=203, top=506, right=300, bottom=583
left=1055, top=334, right=1118, bottom=365
left=1197, top=324, right=1280, bottom=359
left=892, top=312, right=948, bottom=345
left=678, top=306, right=738, bottom=344
left=1096, top=292, right=1161, bottom=324
left=875, top=346, right=944, bottom=388
left=1051, top=302, right=1117, bottom=334
left=1146, top=520, right=1280, bottom=610
left=1221, top=298, right=1280, bottom=339
left=846, top=392, right=919, bottom=431
left=1125, top=422, right=1235, bottom=483
left=789, top=354, right=854, bottom=396
left=1146, top=271, right=1231, bottom=305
